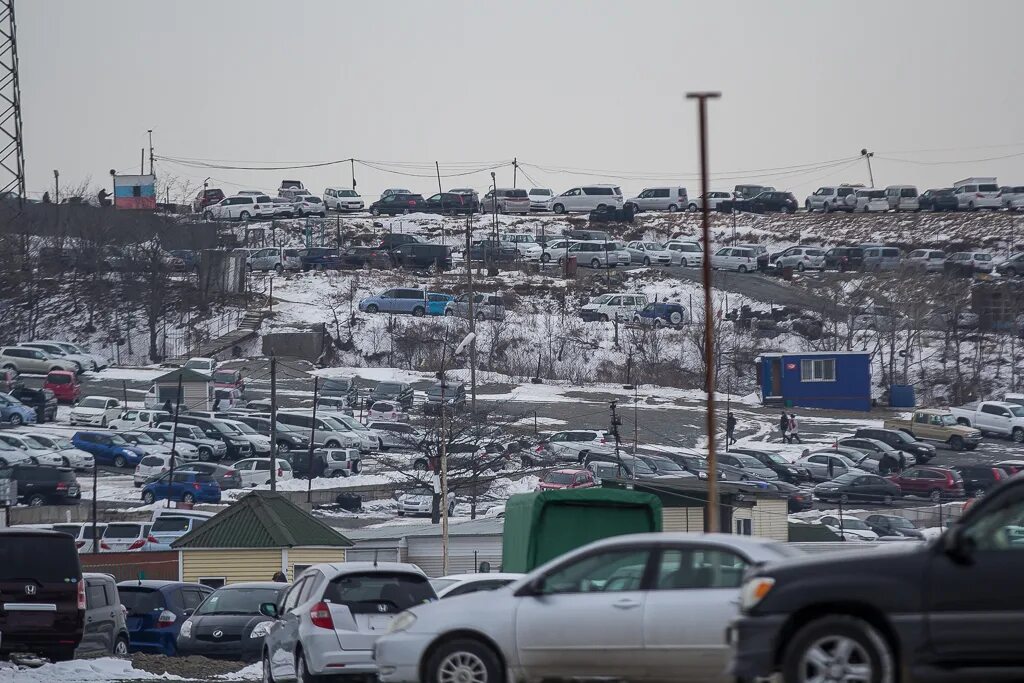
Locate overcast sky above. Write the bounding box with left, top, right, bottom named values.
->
left=17, top=0, right=1024, bottom=202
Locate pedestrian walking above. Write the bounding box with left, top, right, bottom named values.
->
left=788, top=413, right=802, bottom=444
left=162, top=399, right=174, bottom=415
left=726, top=412, right=738, bottom=446
left=779, top=411, right=790, bottom=443
left=898, top=450, right=907, bottom=472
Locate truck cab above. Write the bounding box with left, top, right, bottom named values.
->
left=951, top=401, right=1024, bottom=443
left=884, top=409, right=983, bottom=451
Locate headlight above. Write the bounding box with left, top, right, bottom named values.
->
left=387, top=611, right=417, bottom=634
left=698, top=471, right=708, bottom=480
left=249, top=620, right=275, bottom=639
left=179, top=619, right=193, bottom=639
left=740, top=577, right=775, bottom=611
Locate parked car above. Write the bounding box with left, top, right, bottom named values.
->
left=794, top=451, right=866, bottom=482
left=887, top=465, right=966, bottom=502
left=338, top=245, right=392, bottom=269
left=69, top=395, right=123, bottom=427
left=885, top=185, right=920, bottom=211
left=423, top=381, right=467, bottom=415
left=141, top=470, right=222, bottom=505
left=953, top=176, right=1001, bottom=210
left=853, top=188, right=888, bottom=212
left=0, top=528, right=85, bottom=661
left=528, top=188, right=554, bottom=211
left=72, top=431, right=145, bottom=468
left=100, top=522, right=154, bottom=553
left=146, top=512, right=212, bottom=550
left=686, top=191, right=732, bottom=211
left=498, top=233, right=544, bottom=260
left=172, top=416, right=255, bottom=460
left=0, top=346, right=78, bottom=375
left=632, top=301, right=688, bottom=327
left=539, top=238, right=577, bottom=264
left=118, top=580, right=214, bottom=656
left=7, top=465, right=81, bottom=506
left=397, top=485, right=455, bottom=517
left=366, top=421, right=423, bottom=450
left=548, top=185, right=623, bottom=214
left=233, top=457, right=293, bottom=487
left=290, top=448, right=362, bottom=479
left=8, top=386, right=56, bottom=423
left=444, top=292, right=506, bottom=321
left=735, top=448, right=809, bottom=484
left=44, top=369, right=81, bottom=402
left=624, top=241, right=672, bottom=266
left=193, top=188, right=226, bottom=213
left=884, top=409, right=982, bottom=451
left=0, top=432, right=62, bottom=465
left=772, top=246, right=826, bottom=272
left=861, top=246, right=902, bottom=271
left=565, top=240, right=629, bottom=268
left=531, top=429, right=614, bottom=465
left=22, top=432, right=94, bottom=470
left=625, top=186, right=688, bottom=213
left=663, top=240, right=703, bottom=267
left=813, top=472, right=902, bottom=504
left=836, top=437, right=903, bottom=469
left=120, top=430, right=198, bottom=461
left=950, top=400, right=1024, bottom=443
left=999, top=185, right=1024, bottom=211
left=429, top=573, right=524, bottom=599
left=905, top=248, right=947, bottom=272
left=730, top=473, right=1024, bottom=683
left=0, top=438, right=32, bottom=466
left=134, top=453, right=185, bottom=487
left=261, top=411, right=362, bottom=450
left=813, top=514, right=880, bottom=541
left=374, top=533, right=796, bottom=683
left=822, top=246, right=865, bottom=271
left=18, top=341, right=95, bottom=372
left=945, top=250, right=995, bottom=276
left=448, top=188, right=480, bottom=213
left=364, top=400, right=403, bottom=423
left=247, top=247, right=302, bottom=273
left=918, top=187, right=959, bottom=211
left=177, top=582, right=288, bottom=662
left=0, top=390, right=37, bottom=426
left=710, top=246, right=758, bottom=272
left=479, top=188, right=530, bottom=214
left=202, top=195, right=274, bottom=221
left=175, top=462, right=243, bottom=490
left=367, top=381, right=414, bottom=410
left=723, top=191, right=799, bottom=214
left=76, top=572, right=131, bottom=657
left=391, top=243, right=453, bottom=271
left=717, top=452, right=780, bottom=481
left=323, top=187, right=364, bottom=212
left=805, top=185, right=858, bottom=212
left=580, top=292, right=648, bottom=322
left=369, top=193, right=425, bottom=216
left=150, top=423, right=228, bottom=461
left=296, top=247, right=341, bottom=271
left=996, top=252, right=1024, bottom=277
left=423, top=192, right=473, bottom=215
left=536, top=468, right=597, bottom=491
left=953, top=464, right=1010, bottom=497
left=862, top=513, right=923, bottom=539
left=359, top=288, right=429, bottom=316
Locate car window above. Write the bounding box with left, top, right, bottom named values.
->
left=539, top=548, right=650, bottom=595
left=654, top=547, right=749, bottom=589
left=322, top=571, right=435, bottom=614
left=281, top=578, right=307, bottom=611
left=965, top=497, right=1024, bottom=551
left=181, top=588, right=210, bottom=611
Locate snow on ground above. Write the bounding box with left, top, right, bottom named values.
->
left=0, top=658, right=182, bottom=682
left=216, top=663, right=262, bottom=680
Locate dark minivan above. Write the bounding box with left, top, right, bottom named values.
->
left=8, top=464, right=81, bottom=506
left=0, top=529, right=85, bottom=661
left=391, top=242, right=453, bottom=271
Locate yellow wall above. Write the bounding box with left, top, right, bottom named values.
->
left=182, top=549, right=283, bottom=584
left=287, top=547, right=346, bottom=581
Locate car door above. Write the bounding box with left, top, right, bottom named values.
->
left=643, top=544, right=749, bottom=681
left=235, top=460, right=255, bottom=486
left=269, top=576, right=309, bottom=679
left=803, top=455, right=828, bottom=480
left=514, top=545, right=652, bottom=680
left=925, top=490, right=1024, bottom=663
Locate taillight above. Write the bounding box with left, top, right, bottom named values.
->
left=310, top=601, right=334, bottom=629
left=100, top=541, right=111, bottom=550
left=193, top=483, right=202, bottom=490
left=147, top=534, right=159, bottom=544
left=56, top=482, right=68, bottom=491
left=157, top=610, right=177, bottom=628
left=77, top=580, right=87, bottom=611
left=277, top=468, right=283, bottom=477
left=127, top=539, right=145, bottom=550
left=75, top=540, right=85, bottom=549
left=226, top=470, right=236, bottom=476
left=994, top=469, right=1005, bottom=479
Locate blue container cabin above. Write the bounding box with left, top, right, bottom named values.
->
left=756, top=351, right=871, bottom=412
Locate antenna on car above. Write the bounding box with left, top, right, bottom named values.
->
left=373, top=549, right=379, bottom=568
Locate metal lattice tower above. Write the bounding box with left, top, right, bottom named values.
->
left=0, top=0, right=25, bottom=203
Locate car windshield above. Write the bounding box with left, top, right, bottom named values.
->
left=322, top=379, right=351, bottom=392
left=338, top=190, right=358, bottom=197
left=886, top=516, right=915, bottom=529
left=545, top=471, right=577, bottom=485
left=733, top=455, right=763, bottom=467
left=648, top=458, right=683, bottom=472
left=334, top=414, right=368, bottom=431
left=589, top=295, right=613, bottom=305
left=21, top=435, right=48, bottom=449
left=1009, top=406, right=1024, bottom=418
left=109, top=434, right=129, bottom=445
left=938, top=414, right=958, bottom=426
left=427, top=384, right=457, bottom=397
left=324, top=571, right=435, bottom=614
left=78, top=397, right=109, bottom=409
left=765, top=453, right=788, bottom=464
left=375, top=382, right=404, bottom=394
left=213, top=371, right=237, bottom=383
left=0, top=536, right=79, bottom=582
left=429, top=578, right=459, bottom=592
left=183, top=360, right=211, bottom=370
left=196, top=586, right=281, bottom=615
left=642, top=242, right=660, bottom=250
left=228, top=422, right=257, bottom=434
left=831, top=473, right=860, bottom=484
left=130, top=433, right=158, bottom=445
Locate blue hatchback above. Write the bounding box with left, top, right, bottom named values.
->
left=141, top=471, right=221, bottom=505
left=427, top=292, right=454, bottom=316
left=0, top=392, right=37, bottom=426
left=633, top=302, right=689, bottom=327
left=72, top=431, right=144, bottom=468
left=117, top=581, right=214, bottom=656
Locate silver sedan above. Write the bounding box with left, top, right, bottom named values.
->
left=375, top=533, right=798, bottom=683
left=625, top=241, right=672, bottom=267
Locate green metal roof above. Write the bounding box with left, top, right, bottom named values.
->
left=173, top=491, right=353, bottom=549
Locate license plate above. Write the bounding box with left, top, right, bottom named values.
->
left=68, top=487, right=79, bottom=495
left=367, top=615, right=393, bottom=630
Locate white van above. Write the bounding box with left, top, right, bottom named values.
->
left=885, top=185, right=919, bottom=211
left=323, top=187, right=364, bottom=212
left=625, top=187, right=688, bottom=213
left=548, top=185, right=623, bottom=214
left=954, top=177, right=1001, bottom=210
left=854, top=188, right=888, bottom=212
left=580, top=293, right=649, bottom=322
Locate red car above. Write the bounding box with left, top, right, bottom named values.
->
left=213, top=368, right=244, bottom=398
left=192, top=188, right=225, bottom=213
left=886, top=465, right=965, bottom=502
left=43, top=370, right=80, bottom=403
left=536, top=468, right=596, bottom=491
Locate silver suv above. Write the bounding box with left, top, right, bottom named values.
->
left=805, top=185, right=858, bottom=212
left=444, top=293, right=506, bottom=321
left=565, top=241, right=630, bottom=268
left=0, top=346, right=78, bottom=375
left=259, top=563, right=436, bottom=682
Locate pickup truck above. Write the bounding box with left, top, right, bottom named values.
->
left=950, top=401, right=1024, bottom=443
left=883, top=408, right=982, bottom=451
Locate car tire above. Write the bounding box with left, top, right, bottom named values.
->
left=1013, top=428, right=1024, bottom=443
left=782, top=615, right=894, bottom=683
left=183, top=493, right=196, bottom=504
left=883, top=494, right=894, bottom=506
left=113, top=455, right=127, bottom=468
left=141, top=489, right=156, bottom=505
left=669, top=311, right=683, bottom=325
left=277, top=441, right=291, bottom=454
left=414, top=459, right=427, bottom=471
left=8, top=413, right=21, bottom=426
left=667, top=203, right=678, bottom=213
left=797, top=262, right=805, bottom=272
left=62, top=457, right=71, bottom=467
left=426, top=638, right=504, bottom=683
left=590, top=258, right=601, bottom=269
left=239, top=211, right=251, bottom=221
left=28, top=494, right=46, bottom=507
left=838, top=493, right=849, bottom=504
left=113, top=636, right=130, bottom=657
left=366, top=304, right=379, bottom=313
left=541, top=253, right=551, bottom=263
left=738, top=265, right=748, bottom=273
left=643, top=257, right=651, bottom=266
left=552, top=203, right=565, bottom=214
left=929, top=489, right=942, bottom=503
left=325, top=440, right=340, bottom=448
left=949, top=436, right=965, bottom=451
left=412, top=306, right=425, bottom=317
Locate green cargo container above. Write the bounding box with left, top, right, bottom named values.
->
left=501, top=488, right=662, bottom=573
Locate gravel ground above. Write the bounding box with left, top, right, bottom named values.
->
left=128, top=653, right=250, bottom=680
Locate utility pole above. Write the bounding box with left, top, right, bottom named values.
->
left=148, top=129, right=154, bottom=176
left=269, top=357, right=278, bottom=492
left=53, top=169, right=59, bottom=204
left=140, top=148, right=144, bottom=175
left=687, top=91, right=722, bottom=533
left=166, top=374, right=183, bottom=509
left=465, top=216, right=477, bottom=415
left=0, top=0, right=26, bottom=207
left=860, top=149, right=875, bottom=188
left=632, top=384, right=639, bottom=464
left=350, top=159, right=356, bottom=190
left=513, top=157, right=518, bottom=188
left=435, top=161, right=443, bottom=196
left=610, top=401, right=623, bottom=478
left=307, top=377, right=319, bottom=503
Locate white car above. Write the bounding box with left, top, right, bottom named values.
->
left=710, top=246, right=758, bottom=272
left=324, top=187, right=364, bottom=212
left=687, top=191, right=732, bottom=212
left=18, top=342, right=96, bottom=373
left=202, top=194, right=275, bottom=221
left=219, top=419, right=272, bottom=455
left=32, top=340, right=108, bottom=370
left=1000, top=185, right=1024, bottom=211
left=397, top=485, right=454, bottom=517
left=539, top=239, right=577, bottom=264
left=499, top=234, right=544, bottom=261
left=316, top=411, right=382, bottom=452
left=269, top=196, right=296, bottom=218
left=365, top=421, right=424, bottom=450
left=905, top=249, right=946, bottom=272
left=772, top=246, right=826, bottom=272
left=663, top=240, right=703, bottom=267
left=69, top=396, right=123, bottom=427
left=22, top=432, right=94, bottom=470
left=580, top=293, right=648, bottom=322
left=0, top=439, right=33, bottom=467
left=233, top=457, right=293, bottom=487
left=120, top=430, right=199, bottom=460
left=815, top=514, right=879, bottom=541
left=374, top=533, right=796, bottom=683
left=293, top=195, right=327, bottom=217
left=109, top=409, right=172, bottom=431
left=547, top=185, right=623, bottom=214
left=854, top=188, right=889, bottom=212
left=134, top=453, right=185, bottom=487
left=624, top=241, right=672, bottom=267
left=367, top=401, right=407, bottom=423
left=805, top=185, right=858, bottom=213
left=182, top=357, right=216, bottom=374
left=100, top=522, right=154, bottom=553
left=535, top=429, right=615, bottom=464
left=429, top=572, right=524, bottom=599
left=0, top=432, right=63, bottom=466
left=528, top=188, right=553, bottom=211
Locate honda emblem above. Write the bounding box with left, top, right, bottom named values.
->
left=377, top=604, right=387, bottom=613
left=24, top=585, right=36, bottom=596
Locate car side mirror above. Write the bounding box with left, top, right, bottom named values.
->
left=943, top=525, right=975, bottom=564
left=259, top=602, right=279, bottom=619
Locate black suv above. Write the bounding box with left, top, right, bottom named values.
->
left=423, top=192, right=474, bottom=215
left=367, top=381, right=415, bottom=410
left=953, top=464, right=1010, bottom=497
left=853, top=427, right=935, bottom=464
left=173, top=416, right=253, bottom=460
left=6, top=465, right=81, bottom=506
left=747, top=192, right=799, bottom=214
left=731, top=473, right=1024, bottom=683
left=320, top=377, right=358, bottom=407
left=823, top=247, right=865, bottom=271
left=0, top=529, right=84, bottom=661
left=369, top=193, right=425, bottom=216
left=423, top=381, right=467, bottom=415
left=377, top=233, right=421, bottom=251
left=223, top=415, right=309, bottom=456
left=10, top=386, right=57, bottom=422
left=391, top=243, right=453, bottom=271
left=734, top=448, right=809, bottom=484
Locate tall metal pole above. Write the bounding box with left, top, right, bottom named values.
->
left=166, top=374, right=183, bottom=509
left=465, top=217, right=477, bottom=415
left=148, top=129, right=154, bottom=176
left=0, top=0, right=26, bottom=207
left=513, top=158, right=517, bottom=188
left=269, top=357, right=278, bottom=492
left=307, top=377, right=319, bottom=503
left=435, top=161, right=443, bottom=196
left=687, top=91, right=721, bottom=533
left=860, top=149, right=875, bottom=188
left=350, top=159, right=356, bottom=190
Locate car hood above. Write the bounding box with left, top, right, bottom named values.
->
left=71, top=407, right=109, bottom=415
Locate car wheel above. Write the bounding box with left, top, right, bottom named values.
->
left=101, top=416, right=108, bottom=427
left=113, top=636, right=129, bottom=657
left=183, top=493, right=196, bottom=504
left=590, top=258, right=601, bottom=268
left=28, top=494, right=46, bottom=507
left=688, top=203, right=699, bottom=212
left=669, top=311, right=683, bottom=325
left=198, top=447, right=212, bottom=462
left=274, top=264, right=284, bottom=274
left=0, top=459, right=6, bottom=468
left=62, top=457, right=70, bottom=467
left=883, top=494, right=894, bottom=506
left=643, top=257, right=651, bottom=266
left=448, top=501, right=456, bottom=516
left=414, top=459, right=428, bottom=471
left=541, top=253, right=551, bottom=263
left=552, top=203, right=565, bottom=214
left=113, top=455, right=127, bottom=468
left=412, top=306, right=425, bottom=317
left=797, top=262, right=805, bottom=272
left=1013, top=428, right=1024, bottom=443
left=203, top=211, right=214, bottom=220
left=239, top=211, right=251, bottom=221
left=427, top=638, right=504, bottom=683
left=366, top=304, right=379, bottom=313
left=295, top=651, right=314, bottom=683
left=823, top=202, right=831, bottom=213
left=667, top=203, right=678, bottom=213
left=782, top=615, right=894, bottom=683
left=8, top=414, right=21, bottom=426
left=262, top=651, right=275, bottom=683
left=325, top=440, right=340, bottom=448
left=738, top=265, right=748, bottom=273
left=370, top=207, right=380, bottom=216
left=277, top=441, right=291, bottom=454
left=949, top=436, right=965, bottom=451
left=929, top=489, right=942, bottom=503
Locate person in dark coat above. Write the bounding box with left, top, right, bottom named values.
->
left=726, top=412, right=738, bottom=446
left=897, top=450, right=907, bottom=472
left=779, top=412, right=790, bottom=443
left=272, top=571, right=287, bottom=582
left=879, top=452, right=897, bottom=476
left=162, top=400, right=174, bottom=415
